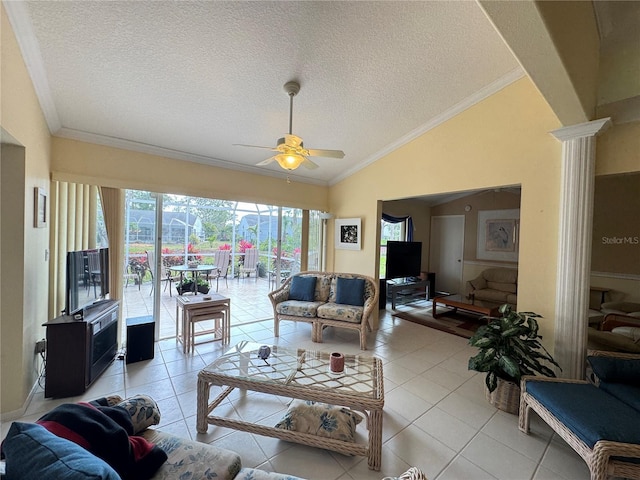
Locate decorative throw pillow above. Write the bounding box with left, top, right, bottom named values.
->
left=116, top=394, right=161, bottom=434
left=289, top=276, right=317, bottom=302
left=381, top=467, right=429, bottom=480
left=274, top=400, right=363, bottom=442
left=2, top=422, right=120, bottom=480
left=335, top=277, right=365, bottom=306
left=587, top=356, right=640, bottom=385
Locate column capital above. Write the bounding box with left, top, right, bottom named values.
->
left=550, top=118, right=611, bottom=142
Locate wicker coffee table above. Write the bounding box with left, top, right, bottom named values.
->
left=196, top=341, right=385, bottom=470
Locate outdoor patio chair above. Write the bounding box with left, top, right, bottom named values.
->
left=238, top=248, right=258, bottom=281
left=145, top=250, right=156, bottom=296
left=123, top=260, right=140, bottom=290
left=209, top=250, right=231, bottom=291
left=161, top=262, right=181, bottom=296
left=87, top=250, right=102, bottom=298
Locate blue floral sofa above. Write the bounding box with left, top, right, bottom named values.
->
left=269, top=271, right=379, bottom=350
left=1, top=394, right=303, bottom=480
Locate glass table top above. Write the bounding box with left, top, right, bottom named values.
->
left=201, top=341, right=381, bottom=399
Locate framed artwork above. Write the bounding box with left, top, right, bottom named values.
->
left=34, top=187, right=47, bottom=228
left=477, top=209, right=519, bottom=261
left=335, top=218, right=361, bottom=250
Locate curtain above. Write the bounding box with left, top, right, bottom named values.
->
left=48, top=182, right=99, bottom=318
left=49, top=182, right=125, bottom=336
left=381, top=213, right=414, bottom=241
left=99, top=187, right=124, bottom=309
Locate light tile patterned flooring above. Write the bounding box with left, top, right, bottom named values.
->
left=6, top=303, right=594, bottom=480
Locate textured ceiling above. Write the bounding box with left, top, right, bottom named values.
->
left=8, top=1, right=522, bottom=185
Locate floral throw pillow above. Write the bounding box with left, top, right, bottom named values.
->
left=116, top=394, right=161, bottom=434
left=274, top=400, right=363, bottom=442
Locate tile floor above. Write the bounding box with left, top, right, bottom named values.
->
left=4, top=310, right=593, bottom=480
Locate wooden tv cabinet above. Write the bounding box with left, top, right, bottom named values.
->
left=43, top=300, right=119, bottom=398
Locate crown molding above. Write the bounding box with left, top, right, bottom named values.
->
left=55, top=128, right=329, bottom=187
left=329, top=67, right=526, bottom=186
left=4, top=1, right=61, bottom=133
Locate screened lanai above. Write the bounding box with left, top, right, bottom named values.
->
left=121, top=190, right=326, bottom=342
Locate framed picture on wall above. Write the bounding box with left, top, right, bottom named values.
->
left=477, top=209, right=519, bottom=261
left=34, top=187, right=47, bottom=228
left=335, top=218, right=361, bottom=250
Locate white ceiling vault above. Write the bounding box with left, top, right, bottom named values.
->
left=7, top=1, right=526, bottom=186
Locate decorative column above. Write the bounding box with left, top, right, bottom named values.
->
left=551, top=118, right=611, bottom=379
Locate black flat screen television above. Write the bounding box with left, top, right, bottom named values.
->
left=66, top=248, right=110, bottom=315
left=385, top=241, right=422, bottom=280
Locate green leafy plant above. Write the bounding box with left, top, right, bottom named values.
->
left=468, top=304, right=561, bottom=392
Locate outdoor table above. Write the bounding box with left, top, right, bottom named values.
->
left=169, top=264, right=217, bottom=295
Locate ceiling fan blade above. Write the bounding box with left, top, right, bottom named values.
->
left=233, top=143, right=277, bottom=151
left=306, top=148, right=345, bottom=159
left=256, top=156, right=277, bottom=166
left=302, top=157, right=319, bottom=170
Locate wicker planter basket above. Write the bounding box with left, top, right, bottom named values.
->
left=485, top=377, right=520, bottom=414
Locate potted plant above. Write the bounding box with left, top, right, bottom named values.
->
left=468, top=304, right=560, bottom=414
left=176, top=276, right=210, bottom=295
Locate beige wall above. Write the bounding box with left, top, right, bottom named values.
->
left=590, top=173, right=640, bottom=302
left=1, top=5, right=52, bottom=415
left=52, top=138, right=329, bottom=212
left=596, top=121, right=640, bottom=175
left=3, top=1, right=640, bottom=415
left=330, top=77, right=564, bottom=345
left=431, top=190, right=521, bottom=266
left=536, top=0, right=600, bottom=119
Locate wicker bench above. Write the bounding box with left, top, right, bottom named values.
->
left=519, top=350, right=640, bottom=480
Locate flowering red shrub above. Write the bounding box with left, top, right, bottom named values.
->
left=238, top=240, right=254, bottom=253
left=187, top=243, right=202, bottom=262
left=219, top=243, right=231, bottom=250
left=161, top=247, right=183, bottom=267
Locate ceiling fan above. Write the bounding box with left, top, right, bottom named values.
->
left=234, top=81, right=345, bottom=171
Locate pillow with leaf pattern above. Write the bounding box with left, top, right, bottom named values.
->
left=274, top=400, right=362, bottom=442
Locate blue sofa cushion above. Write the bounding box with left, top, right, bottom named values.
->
left=2, top=422, right=120, bottom=479
left=587, top=355, right=640, bottom=385
left=289, top=275, right=317, bottom=302
left=526, top=381, right=640, bottom=450
left=335, top=277, right=365, bottom=306
left=599, top=381, right=640, bottom=411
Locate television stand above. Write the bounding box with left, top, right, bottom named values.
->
left=387, top=278, right=431, bottom=310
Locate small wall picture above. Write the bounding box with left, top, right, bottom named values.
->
left=485, top=219, right=517, bottom=252
left=477, top=209, right=519, bottom=261
left=335, top=218, right=361, bottom=250
left=34, top=187, right=47, bottom=228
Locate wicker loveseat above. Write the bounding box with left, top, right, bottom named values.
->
left=519, top=350, right=640, bottom=480
left=268, top=271, right=378, bottom=350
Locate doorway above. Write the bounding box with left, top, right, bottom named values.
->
left=429, top=215, right=464, bottom=294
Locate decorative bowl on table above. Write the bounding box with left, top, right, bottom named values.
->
left=187, top=261, right=198, bottom=268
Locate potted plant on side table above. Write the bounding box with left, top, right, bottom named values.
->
left=468, top=304, right=561, bottom=414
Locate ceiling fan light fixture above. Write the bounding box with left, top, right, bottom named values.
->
left=275, top=153, right=304, bottom=170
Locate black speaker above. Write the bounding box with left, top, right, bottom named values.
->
left=126, top=316, right=154, bottom=364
